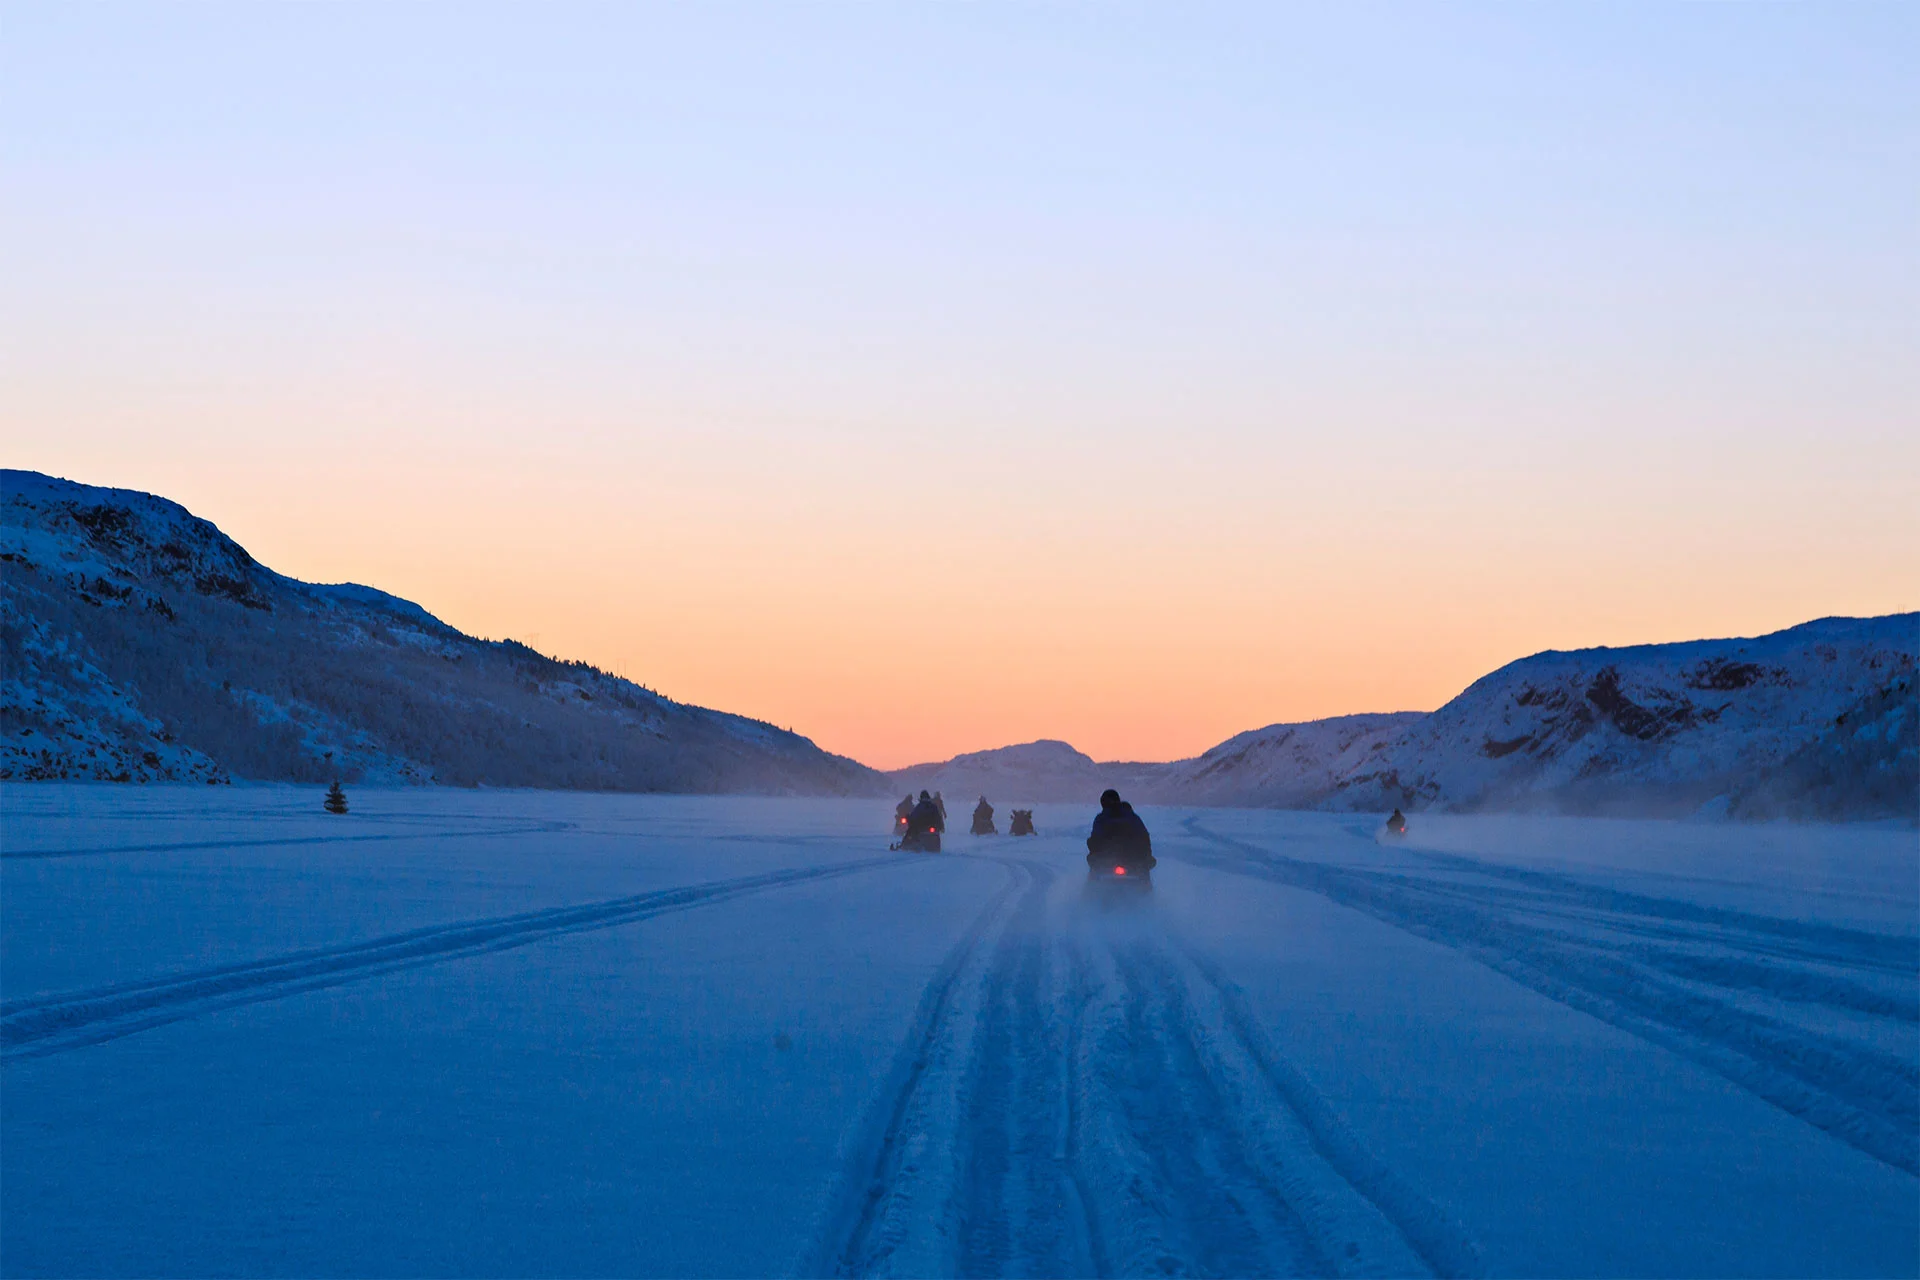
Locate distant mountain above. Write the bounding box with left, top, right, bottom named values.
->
left=0, top=470, right=883, bottom=794
left=7, top=470, right=1911, bottom=819
left=894, top=619, right=1916, bottom=822
left=884, top=714, right=1428, bottom=808
left=1137, top=712, right=1428, bottom=808
left=1323, top=614, right=1916, bottom=821
left=884, top=738, right=1157, bottom=804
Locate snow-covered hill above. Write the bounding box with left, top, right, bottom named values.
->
left=1138, top=712, right=1428, bottom=808
left=1326, top=615, right=1916, bottom=820
left=897, top=620, right=1916, bottom=822
left=7, top=470, right=1909, bottom=817
left=886, top=715, right=1428, bottom=809
left=885, top=739, right=1159, bottom=804
left=0, top=471, right=883, bottom=794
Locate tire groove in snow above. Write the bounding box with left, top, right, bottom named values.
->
left=957, top=862, right=1084, bottom=1279
left=1089, top=938, right=1334, bottom=1277
left=817, top=855, right=1475, bottom=1278
left=1070, top=922, right=1476, bottom=1279
left=1171, top=941, right=1485, bottom=1279
left=1398, top=846, right=1916, bottom=975
left=1, top=820, right=579, bottom=860
left=1, top=855, right=911, bottom=1058
left=1181, top=819, right=1919, bottom=1177
left=805, top=858, right=1037, bottom=1278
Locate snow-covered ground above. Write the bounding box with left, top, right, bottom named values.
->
left=3, top=785, right=1914, bottom=1278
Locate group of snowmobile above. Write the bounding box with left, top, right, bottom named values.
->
left=892, top=791, right=1036, bottom=852
left=887, top=789, right=1412, bottom=891
left=890, top=787, right=1157, bottom=889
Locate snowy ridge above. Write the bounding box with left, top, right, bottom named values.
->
left=0, top=470, right=883, bottom=793
left=1141, top=713, right=1428, bottom=808
left=885, top=740, right=1159, bottom=805
left=895, top=619, right=1916, bottom=821
left=1326, top=615, right=1918, bottom=820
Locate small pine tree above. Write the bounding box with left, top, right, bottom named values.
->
left=324, top=781, right=348, bottom=815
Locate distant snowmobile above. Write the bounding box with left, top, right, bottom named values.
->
left=1385, top=808, right=1408, bottom=837
left=1009, top=809, right=1036, bottom=837
left=892, top=794, right=914, bottom=842
left=970, top=797, right=997, bottom=836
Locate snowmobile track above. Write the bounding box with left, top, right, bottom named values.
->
left=1, top=818, right=578, bottom=860
left=807, top=856, right=1041, bottom=1278
left=1181, top=819, right=1919, bottom=1178
left=816, top=852, right=1479, bottom=1278
left=1, top=855, right=911, bottom=1058
left=1069, top=928, right=1478, bottom=1279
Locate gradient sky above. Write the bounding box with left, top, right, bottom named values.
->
left=3, top=3, right=1915, bottom=768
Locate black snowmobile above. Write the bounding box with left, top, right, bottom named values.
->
left=1384, top=808, right=1408, bottom=838
left=1009, top=809, right=1036, bottom=837
left=970, top=798, right=997, bottom=836
left=895, top=793, right=944, bottom=853
left=1085, top=790, right=1155, bottom=893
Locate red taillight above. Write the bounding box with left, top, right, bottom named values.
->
left=1114, top=866, right=1126, bottom=875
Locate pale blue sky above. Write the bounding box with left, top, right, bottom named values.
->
left=4, top=3, right=1915, bottom=764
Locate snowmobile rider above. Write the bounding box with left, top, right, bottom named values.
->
left=1086, top=789, right=1155, bottom=871
left=971, top=796, right=996, bottom=835
left=895, top=794, right=915, bottom=826
left=901, top=790, right=945, bottom=852
left=1386, top=808, right=1407, bottom=836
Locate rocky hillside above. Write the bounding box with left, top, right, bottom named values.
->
left=1138, top=712, right=1427, bottom=808
left=1323, top=614, right=1916, bottom=820
left=894, top=619, right=1916, bottom=822
left=0, top=471, right=883, bottom=794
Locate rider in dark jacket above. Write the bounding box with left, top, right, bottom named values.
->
left=970, top=796, right=996, bottom=835
left=1086, top=789, right=1154, bottom=869
left=902, top=791, right=945, bottom=851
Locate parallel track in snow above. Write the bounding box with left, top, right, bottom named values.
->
left=1, top=819, right=579, bottom=860
left=812, top=853, right=1480, bottom=1279
left=1179, top=819, right=1919, bottom=1178
left=1, top=856, right=909, bottom=1059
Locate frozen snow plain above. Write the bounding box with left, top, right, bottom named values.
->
left=2, top=786, right=1914, bottom=1279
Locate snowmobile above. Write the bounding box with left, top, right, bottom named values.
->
left=898, top=822, right=942, bottom=854
left=1009, top=809, right=1036, bottom=837
left=894, top=794, right=945, bottom=853
left=1084, top=858, right=1153, bottom=898
left=970, top=800, right=997, bottom=836
left=1384, top=808, right=1408, bottom=837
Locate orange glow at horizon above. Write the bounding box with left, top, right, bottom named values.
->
left=6, top=5, right=1915, bottom=769
left=10, top=403, right=1914, bottom=770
